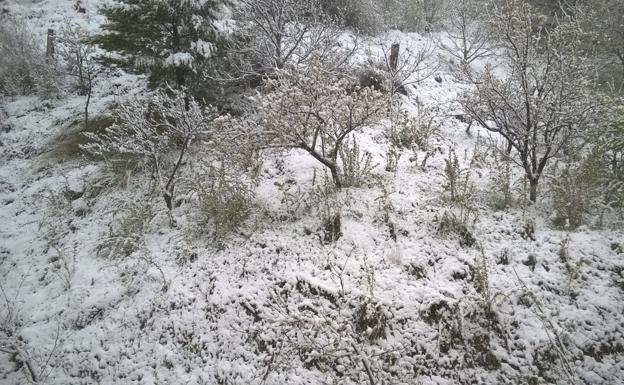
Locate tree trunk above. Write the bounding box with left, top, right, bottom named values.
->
left=84, top=80, right=91, bottom=130
left=329, top=163, right=342, bottom=189
left=529, top=177, right=539, bottom=203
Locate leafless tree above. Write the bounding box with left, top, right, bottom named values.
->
left=378, top=39, right=439, bottom=135
left=57, top=24, right=101, bottom=129
left=254, top=61, right=388, bottom=188
left=224, top=0, right=356, bottom=82
left=437, top=1, right=493, bottom=64
left=380, top=39, right=438, bottom=96
left=460, top=0, right=596, bottom=202
left=82, top=88, right=218, bottom=225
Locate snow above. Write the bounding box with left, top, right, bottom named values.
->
left=1, top=1, right=624, bottom=385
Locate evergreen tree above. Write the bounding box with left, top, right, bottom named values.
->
left=95, top=0, right=229, bottom=95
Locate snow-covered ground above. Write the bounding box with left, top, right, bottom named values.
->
left=1, top=1, right=624, bottom=385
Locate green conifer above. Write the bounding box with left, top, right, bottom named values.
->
left=95, top=0, right=228, bottom=94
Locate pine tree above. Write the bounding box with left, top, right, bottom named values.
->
left=95, top=0, right=229, bottom=94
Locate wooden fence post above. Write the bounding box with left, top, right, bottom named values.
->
left=46, top=28, right=55, bottom=58
left=389, top=43, right=400, bottom=71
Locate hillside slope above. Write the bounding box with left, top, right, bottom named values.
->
left=1, top=2, right=623, bottom=385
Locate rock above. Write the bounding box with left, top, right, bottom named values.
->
left=434, top=75, right=443, bottom=83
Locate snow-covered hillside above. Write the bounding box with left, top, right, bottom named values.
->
left=1, top=1, right=623, bottom=385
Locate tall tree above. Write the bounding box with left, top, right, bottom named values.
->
left=95, top=0, right=229, bottom=94
left=460, top=0, right=596, bottom=203
left=578, top=0, right=624, bottom=88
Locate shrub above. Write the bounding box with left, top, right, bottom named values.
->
left=437, top=210, right=476, bottom=247
left=356, top=65, right=387, bottom=92
left=321, top=0, right=384, bottom=34
left=388, top=105, right=440, bottom=150
left=96, top=200, right=156, bottom=259
left=439, top=148, right=480, bottom=240
left=487, top=150, right=514, bottom=210
left=0, top=18, right=58, bottom=97
left=384, top=145, right=401, bottom=172
left=195, top=164, right=255, bottom=241
left=82, top=88, right=219, bottom=225
left=339, top=136, right=376, bottom=188
left=552, top=167, right=588, bottom=229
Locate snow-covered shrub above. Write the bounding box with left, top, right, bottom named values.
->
left=550, top=97, right=624, bottom=229
left=388, top=105, right=440, bottom=150
left=314, top=176, right=343, bottom=243
left=551, top=167, right=589, bottom=229
left=472, top=249, right=504, bottom=321
left=338, top=136, right=376, bottom=188
left=384, top=145, right=401, bottom=172
left=437, top=210, right=476, bottom=247
left=82, top=88, right=219, bottom=225
left=444, top=148, right=472, bottom=206
left=248, top=278, right=400, bottom=384
left=194, top=163, right=255, bottom=241
left=353, top=298, right=388, bottom=341
left=437, top=148, right=480, bottom=246
left=96, top=199, right=156, bottom=259
left=0, top=18, right=58, bottom=97
left=38, top=189, right=79, bottom=290
left=254, top=60, right=388, bottom=188
left=488, top=152, right=514, bottom=211
left=277, top=173, right=344, bottom=224
left=356, top=65, right=387, bottom=92
left=47, top=116, right=116, bottom=162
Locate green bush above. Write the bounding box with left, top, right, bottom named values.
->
left=195, top=164, right=255, bottom=240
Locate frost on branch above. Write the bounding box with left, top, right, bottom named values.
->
left=460, top=0, right=596, bottom=203
left=223, top=0, right=355, bottom=84
left=82, top=88, right=218, bottom=225
left=255, top=61, right=388, bottom=188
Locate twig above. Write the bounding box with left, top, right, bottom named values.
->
left=351, top=342, right=376, bottom=385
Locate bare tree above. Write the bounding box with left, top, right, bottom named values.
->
left=460, top=0, right=596, bottom=202
left=82, top=88, right=218, bottom=225
left=57, top=24, right=101, bottom=130
left=225, top=0, right=356, bottom=82
left=437, top=0, right=493, bottom=64
left=254, top=61, right=388, bottom=188
left=378, top=39, right=439, bottom=137
left=380, top=39, right=438, bottom=96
